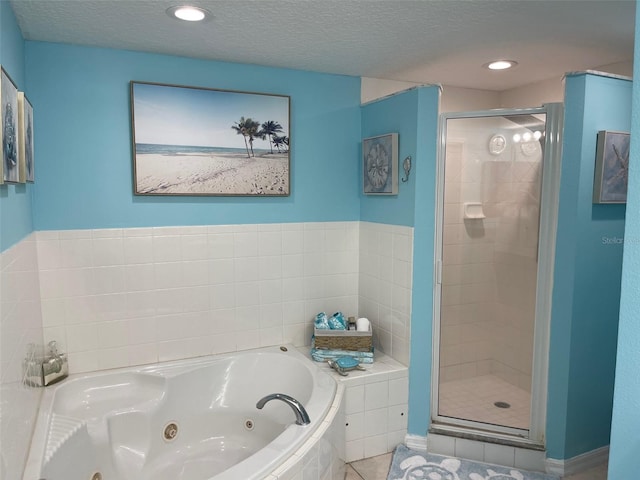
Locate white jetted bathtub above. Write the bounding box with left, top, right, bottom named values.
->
left=24, top=346, right=344, bottom=480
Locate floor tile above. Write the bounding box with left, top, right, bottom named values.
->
left=345, top=464, right=364, bottom=480
left=350, top=453, right=393, bottom=480
left=439, top=374, right=530, bottom=429
left=563, top=462, right=608, bottom=479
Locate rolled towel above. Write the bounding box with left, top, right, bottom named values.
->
left=314, top=312, right=330, bottom=329
left=328, top=311, right=347, bottom=330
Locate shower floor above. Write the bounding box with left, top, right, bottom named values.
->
left=438, top=374, right=530, bottom=430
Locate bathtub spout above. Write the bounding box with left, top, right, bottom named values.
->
left=256, top=393, right=310, bottom=426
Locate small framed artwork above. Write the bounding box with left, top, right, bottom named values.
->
left=1, top=67, right=20, bottom=184
left=363, top=132, right=398, bottom=195
left=18, top=92, right=34, bottom=183
left=130, top=81, right=290, bottom=196
left=593, top=130, right=630, bottom=204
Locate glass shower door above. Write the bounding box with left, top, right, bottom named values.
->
left=435, top=111, right=547, bottom=434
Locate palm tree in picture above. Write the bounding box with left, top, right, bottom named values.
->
left=272, top=135, right=285, bottom=153
left=246, top=119, right=261, bottom=157
left=259, top=120, right=283, bottom=154
left=231, top=117, right=252, bottom=158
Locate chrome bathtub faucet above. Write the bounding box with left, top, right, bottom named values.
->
left=256, top=393, right=310, bottom=426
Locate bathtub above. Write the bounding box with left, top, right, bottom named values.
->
left=24, top=345, right=344, bottom=480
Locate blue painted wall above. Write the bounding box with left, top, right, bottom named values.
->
left=25, top=42, right=361, bottom=231
left=360, top=89, right=419, bottom=226
left=0, top=0, right=33, bottom=252
left=547, top=73, right=630, bottom=460
left=608, top=7, right=640, bottom=476
left=358, top=85, right=440, bottom=435
left=407, top=87, right=440, bottom=435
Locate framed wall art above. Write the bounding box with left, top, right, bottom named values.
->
left=593, top=130, right=630, bottom=204
left=1, top=67, right=20, bottom=184
left=18, top=92, right=34, bottom=183
left=363, top=132, right=398, bottom=195
left=130, top=81, right=290, bottom=196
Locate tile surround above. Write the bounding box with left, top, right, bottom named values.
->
left=358, top=222, right=413, bottom=366
left=0, top=234, right=45, bottom=480
left=35, top=222, right=365, bottom=373
left=427, top=433, right=546, bottom=472
left=34, top=221, right=413, bottom=373
left=311, top=351, right=409, bottom=463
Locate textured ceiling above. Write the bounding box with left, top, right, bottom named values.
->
left=9, top=0, right=636, bottom=91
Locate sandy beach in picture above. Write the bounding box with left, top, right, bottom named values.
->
left=135, top=151, right=289, bottom=195
left=131, top=81, right=290, bottom=196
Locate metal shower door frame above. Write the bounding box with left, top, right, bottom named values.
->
left=431, top=104, right=564, bottom=446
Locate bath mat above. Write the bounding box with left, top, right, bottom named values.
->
left=387, top=444, right=558, bottom=480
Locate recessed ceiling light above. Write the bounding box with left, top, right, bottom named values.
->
left=166, top=5, right=211, bottom=22
left=484, top=60, right=518, bottom=70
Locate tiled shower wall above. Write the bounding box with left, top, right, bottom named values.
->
left=358, top=222, right=413, bottom=366
left=440, top=125, right=541, bottom=391
left=36, top=222, right=361, bottom=374
left=0, top=234, right=44, bottom=480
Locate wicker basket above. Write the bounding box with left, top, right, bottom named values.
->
left=314, top=325, right=372, bottom=352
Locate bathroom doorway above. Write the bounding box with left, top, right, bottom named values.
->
left=431, top=105, right=563, bottom=445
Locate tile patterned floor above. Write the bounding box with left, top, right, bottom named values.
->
left=439, top=374, right=531, bottom=430
left=345, top=453, right=607, bottom=479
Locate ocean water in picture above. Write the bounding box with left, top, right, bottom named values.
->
left=136, top=143, right=268, bottom=156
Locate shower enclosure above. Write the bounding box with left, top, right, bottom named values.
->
left=432, top=105, right=563, bottom=444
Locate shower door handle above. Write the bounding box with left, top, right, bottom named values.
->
left=436, top=259, right=442, bottom=285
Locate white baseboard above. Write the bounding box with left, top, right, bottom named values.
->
left=404, top=434, right=428, bottom=452
left=545, top=445, right=609, bottom=476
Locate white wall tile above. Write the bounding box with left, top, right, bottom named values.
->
left=387, top=404, right=408, bottom=431
left=237, top=281, right=261, bottom=307
left=365, top=381, right=389, bottom=411
left=259, top=231, right=283, bottom=256
left=388, top=377, right=409, bottom=405
left=181, top=234, right=208, bottom=261
left=92, top=237, right=124, bottom=266
left=363, top=434, right=388, bottom=458
left=124, top=236, right=153, bottom=264
left=345, top=385, right=365, bottom=415
left=484, top=443, right=515, bottom=467
left=152, top=235, right=182, bottom=263
left=235, top=257, right=259, bottom=282
left=427, top=433, right=456, bottom=456
left=514, top=447, right=545, bottom=471
left=31, top=222, right=366, bottom=378
left=235, top=306, right=260, bottom=331
left=455, top=438, right=485, bottom=462
left=66, top=323, right=99, bottom=353
left=122, top=267, right=154, bottom=296
left=234, top=232, right=259, bottom=257
left=211, top=284, right=236, bottom=310
left=364, top=408, right=388, bottom=437
left=208, top=233, right=235, bottom=259
left=345, top=439, right=364, bottom=463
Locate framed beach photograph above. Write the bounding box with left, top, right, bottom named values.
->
left=1, top=67, right=20, bottom=184
left=18, top=92, right=34, bottom=183
left=363, top=133, right=398, bottom=195
left=130, top=81, right=290, bottom=196
left=593, top=130, right=630, bottom=204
